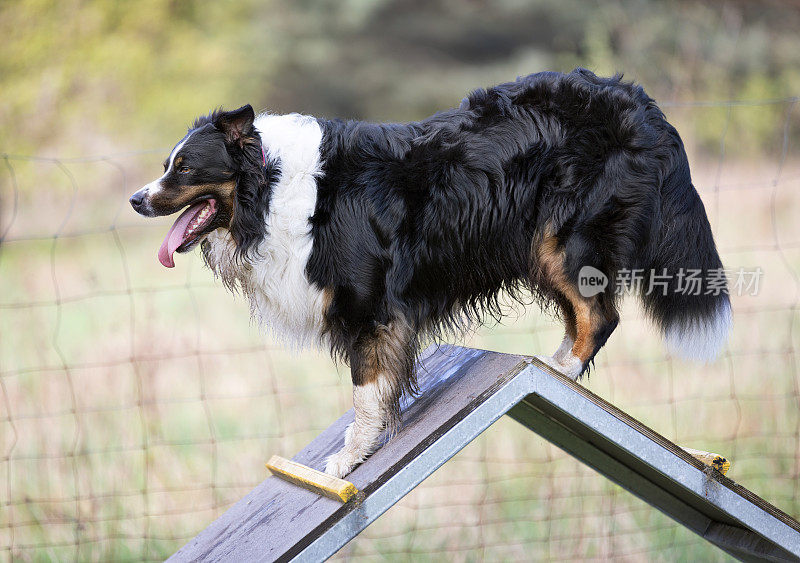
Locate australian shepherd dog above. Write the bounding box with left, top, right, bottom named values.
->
left=130, top=68, right=731, bottom=477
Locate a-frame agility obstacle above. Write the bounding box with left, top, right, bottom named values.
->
left=170, top=345, right=800, bottom=562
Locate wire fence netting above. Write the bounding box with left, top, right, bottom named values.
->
left=2, top=97, right=800, bottom=561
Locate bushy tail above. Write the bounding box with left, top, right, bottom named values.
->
left=641, top=173, right=732, bottom=362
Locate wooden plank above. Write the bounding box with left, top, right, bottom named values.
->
left=265, top=455, right=359, bottom=503
left=169, top=345, right=529, bottom=562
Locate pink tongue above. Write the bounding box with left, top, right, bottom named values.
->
left=158, top=201, right=207, bottom=268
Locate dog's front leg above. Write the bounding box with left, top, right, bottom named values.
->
left=325, top=320, right=412, bottom=478
left=324, top=376, right=398, bottom=478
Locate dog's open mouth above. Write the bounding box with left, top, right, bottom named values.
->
left=158, top=198, right=217, bottom=268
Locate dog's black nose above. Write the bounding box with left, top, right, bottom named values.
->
left=129, top=190, right=145, bottom=210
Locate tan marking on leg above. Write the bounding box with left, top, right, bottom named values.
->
left=566, top=291, right=597, bottom=363
left=321, top=287, right=334, bottom=317
left=356, top=317, right=413, bottom=387
left=534, top=226, right=603, bottom=374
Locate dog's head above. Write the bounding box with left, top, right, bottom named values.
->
left=130, top=104, right=271, bottom=267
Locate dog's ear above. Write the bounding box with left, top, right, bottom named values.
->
left=214, top=104, right=256, bottom=146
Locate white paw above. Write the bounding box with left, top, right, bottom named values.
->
left=558, top=354, right=584, bottom=380
left=536, top=353, right=584, bottom=381
left=535, top=354, right=560, bottom=370
left=324, top=448, right=363, bottom=479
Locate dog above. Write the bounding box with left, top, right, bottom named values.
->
left=130, top=68, right=731, bottom=478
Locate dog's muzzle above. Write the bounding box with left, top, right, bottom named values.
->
left=129, top=187, right=155, bottom=216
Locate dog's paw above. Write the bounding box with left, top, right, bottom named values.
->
left=535, top=353, right=584, bottom=381
left=324, top=448, right=363, bottom=479
left=558, top=354, right=584, bottom=380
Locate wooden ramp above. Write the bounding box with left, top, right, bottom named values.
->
left=170, top=346, right=800, bottom=562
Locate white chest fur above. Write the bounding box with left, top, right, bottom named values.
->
left=204, top=113, right=328, bottom=349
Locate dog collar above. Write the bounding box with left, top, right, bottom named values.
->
left=261, top=145, right=267, bottom=167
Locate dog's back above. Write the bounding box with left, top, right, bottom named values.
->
left=311, top=69, right=727, bottom=364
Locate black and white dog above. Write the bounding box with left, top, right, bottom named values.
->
left=130, top=69, right=731, bottom=477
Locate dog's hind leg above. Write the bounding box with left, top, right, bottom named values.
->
left=548, top=289, right=618, bottom=379
left=324, top=318, right=414, bottom=478
left=533, top=229, right=619, bottom=380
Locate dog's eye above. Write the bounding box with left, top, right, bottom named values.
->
left=178, top=166, right=191, bottom=174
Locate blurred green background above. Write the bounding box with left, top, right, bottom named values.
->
left=3, top=0, right=800, bottom=156
left=2, top=1, right=800, bottom=561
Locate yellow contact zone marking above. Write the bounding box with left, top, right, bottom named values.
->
left=683, top=447, right=731, bottom=475
left=266, top=455, right=359, bottom=503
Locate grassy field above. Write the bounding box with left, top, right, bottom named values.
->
left=2, top=129, right=800, bottom=561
